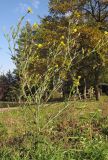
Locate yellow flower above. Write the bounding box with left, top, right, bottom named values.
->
left=73, top=29, right=77, bottom=33
left=74, top=81, right=80, bottom=86
left=61, top=35, right=65, bottom=39
left=78, top=76, right=81, bottom=79
left=55, top=64, right=58, bottom=68
left=104, top=31, right=108, bottom=35
left=77, top=13, right=80, bottom=18
left=33, top=23, right=38, bottom=29
left=60, top=41, right=65, bottom=46
left=27, top=7, right=32, bottom=13
left=38, top=44, right=43, bottom=48
left=76, top=13, right=80, bottom=18
left=74, top=11, right=81, bottom=18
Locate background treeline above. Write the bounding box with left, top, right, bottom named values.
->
left=1, top=0, right=108, bottom=101
left=0, top=70, right=20, bottom=101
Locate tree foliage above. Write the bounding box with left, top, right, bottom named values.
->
left=6, top=0, right=108, bottom=101
left=0, top=71, right=20, bottom=101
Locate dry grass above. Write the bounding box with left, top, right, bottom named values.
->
left=0, top=96, right=108, bottom=137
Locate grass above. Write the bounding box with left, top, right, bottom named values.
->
left=0, top=96, right=108, bottom=159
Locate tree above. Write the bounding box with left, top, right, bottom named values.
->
left=5, top=70, right=20, bottom=101
left=0, top=74, right=8, bottom=101
left=0, top=71, right=20, bottom=101
left=79, top=0, right=108, bottom=23
left=10, top=0, right=108, bottom=101
left=49, top=0, right=108, bottom=99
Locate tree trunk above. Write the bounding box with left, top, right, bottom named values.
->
left=94, top=71, right=100, bottom=101
left=83, top=78, right=87, bottom=99
left=94, top=84, right=100, bottom=101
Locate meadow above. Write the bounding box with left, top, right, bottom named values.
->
left=0, top=96, right=108, bottom=159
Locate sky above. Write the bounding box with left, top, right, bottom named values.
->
left=0, top=0, right=49, bottom=74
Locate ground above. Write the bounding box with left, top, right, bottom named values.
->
left=0, top=96, right=108, bottom=159
left=0, top=96, right=108, bottom=136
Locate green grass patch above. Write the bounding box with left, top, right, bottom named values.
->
left=0, top=96, right=108, bottom=159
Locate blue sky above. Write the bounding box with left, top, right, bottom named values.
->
left=0, top=0, right=49, bottom=74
